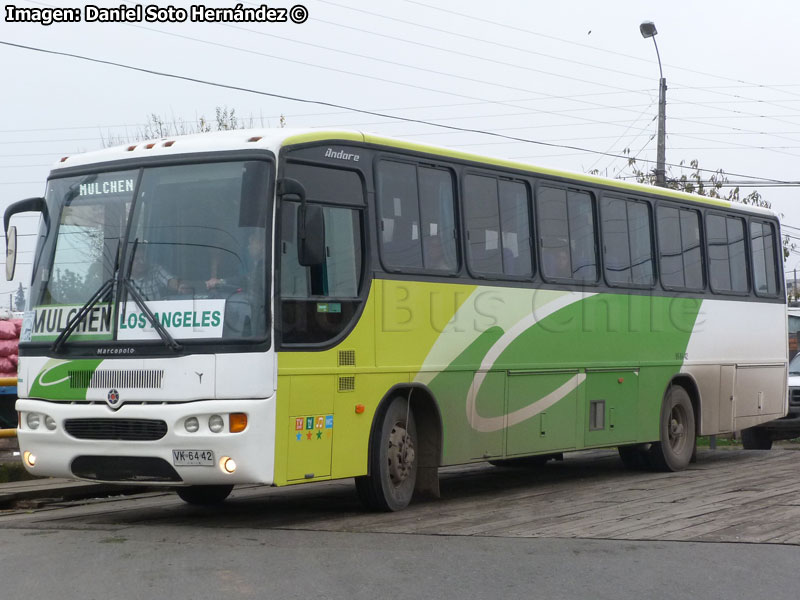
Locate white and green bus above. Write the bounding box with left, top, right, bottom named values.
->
left=4, top=129, right=787, bottom=510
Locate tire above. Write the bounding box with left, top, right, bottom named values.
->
left=176, top=484, right=234, bottom=505
left=648, top=385, right=696, bottom=472
left=741, top=428, right=773, bottom=450
left=355, top=396, right=417, bottom=512
left=618, top=444, right=651, bottom=470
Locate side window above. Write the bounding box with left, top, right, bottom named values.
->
left=657, top=205, right=704, bottom=290
left=464, top=174, right=532, bottom=278
left=419, top=167, right=458, bottom=272
left=280, top=202, right=361, bottom=298
left=377, top=161, right=422, bottom=270
left=601, top=196, right=654, bottom=287
left=537, top=186, right=598, bottom=282
left=707, top=214, right=748, bottom=294
left=464, top=174, right=502, bottom=275
left=377, top=161, right=457, bottom=273
left=499, top=180, right=533, bottom=277
left=750, top=220, right=779, bottom=296
left=279, top=162, right=364, bottom=345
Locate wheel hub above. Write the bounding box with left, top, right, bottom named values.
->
left=387, top=424, right=415, bottom=485
left=669, top=407, right=687, bottom=450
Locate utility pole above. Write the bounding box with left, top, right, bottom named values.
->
left=657, top=76, right=667, bottom=187
left=640, top=21, right=667, bottom=187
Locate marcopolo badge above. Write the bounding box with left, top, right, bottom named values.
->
left=107, top=388, right=121, bottom=409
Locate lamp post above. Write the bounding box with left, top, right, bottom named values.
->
left=640, top=21, right=667, bottom=187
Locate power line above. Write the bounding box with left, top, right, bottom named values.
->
left=272, top=1, right=800, bottom=130
left=126, top=23, right=668, bottom=132
left=404, top=0, right=800, bottom=106
left=0, top=39, right=795, bottom=185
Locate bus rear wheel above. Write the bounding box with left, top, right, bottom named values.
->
left=618, top=444, right=651, bottom=470
left=355, top=396, right=418, bottom=512
left=176, top=484, right=234, bottom=505
left=649, top=386, right=695, bottom=472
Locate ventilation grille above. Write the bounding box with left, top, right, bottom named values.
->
left=790, top=388, right=800, bottom=408
left=69, top=370, right=164, bottom=390
left=338, top=376, right=355, bottom=392
left=338, top=350, right=356, bottom=367
left=65, top=418, right=168, bottom=441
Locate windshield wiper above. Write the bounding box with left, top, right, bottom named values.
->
left=51, top=277, right=115, bottom=353
left=52, top=239, right=122, bottom=353
left=120, top=278, right=182, bottom=352
left=120, top=238, right=182, bottom=352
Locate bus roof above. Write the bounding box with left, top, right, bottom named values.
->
left=50, top=128, right=777, bottom=218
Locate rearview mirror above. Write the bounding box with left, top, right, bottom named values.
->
left=298, top=204, right=326, bottom=267
left=4, top=196, right=49, bottom=282
left=5, top=226, right=16, bottom=281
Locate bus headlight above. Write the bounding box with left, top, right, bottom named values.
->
left=208, top=415, right=224, bottom=433
left=23, top=451, right=36, bottom=467
left=184, top=417, right=200, bottom=433
left=26, top=413, right=41, bottom=430
left=44, top=415, right=57, bottom=431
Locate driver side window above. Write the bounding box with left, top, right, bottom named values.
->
left=279, top=162, right=365, bottom=345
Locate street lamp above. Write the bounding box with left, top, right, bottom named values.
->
left=640, top=20, right=667, bottom=187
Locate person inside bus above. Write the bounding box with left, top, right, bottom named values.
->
left=205, top=230, right=266, bottom=338
left=542, top=244, right=571, bottom=279
left=205, top=230, right=265, bottom=296
left=129, top=244, right=183, bottom=300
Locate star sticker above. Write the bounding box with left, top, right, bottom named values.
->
left=316, top=430, right=322, bottom=440
left=306, top=431, right=313, bottom=440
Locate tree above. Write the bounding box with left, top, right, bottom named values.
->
left=592, top=154, right=795, bottom=260
left=102, top=107, right=287, bottom=147
left=14, top=283, right=25, bottom=312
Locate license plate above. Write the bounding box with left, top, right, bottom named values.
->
left=172, top=449, right=215, bottom=466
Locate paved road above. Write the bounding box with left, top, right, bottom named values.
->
left=1, top=448, right=799, bottom=599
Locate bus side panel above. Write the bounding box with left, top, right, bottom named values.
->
left=685, top=299, right=787, bottom=434
left=422, top=290, right=702, bottom=463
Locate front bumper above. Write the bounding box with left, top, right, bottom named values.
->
left=15, top=396, right=276, bottom=486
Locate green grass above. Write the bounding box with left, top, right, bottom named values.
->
left=697, top=435, right=800, bottom=448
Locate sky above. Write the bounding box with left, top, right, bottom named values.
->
left=3, top=0, right=800, bottom=302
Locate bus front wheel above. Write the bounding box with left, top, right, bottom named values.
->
left=355, top=396, right=418, bottom=512
left=649, top=386, right=695, bottom=472
left=741, top=427, right=773, bottom=450
left=176, top=484, right=234, bottom=505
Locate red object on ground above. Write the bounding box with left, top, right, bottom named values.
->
left=0, top=321, right=17, bottom=340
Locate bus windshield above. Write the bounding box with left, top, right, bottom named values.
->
left=26, top=159, right=271, bottom=346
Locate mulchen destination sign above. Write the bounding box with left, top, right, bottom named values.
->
left=5, top=4, right=310, bottom=26
left=21, top=300, right=226, bottom=342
